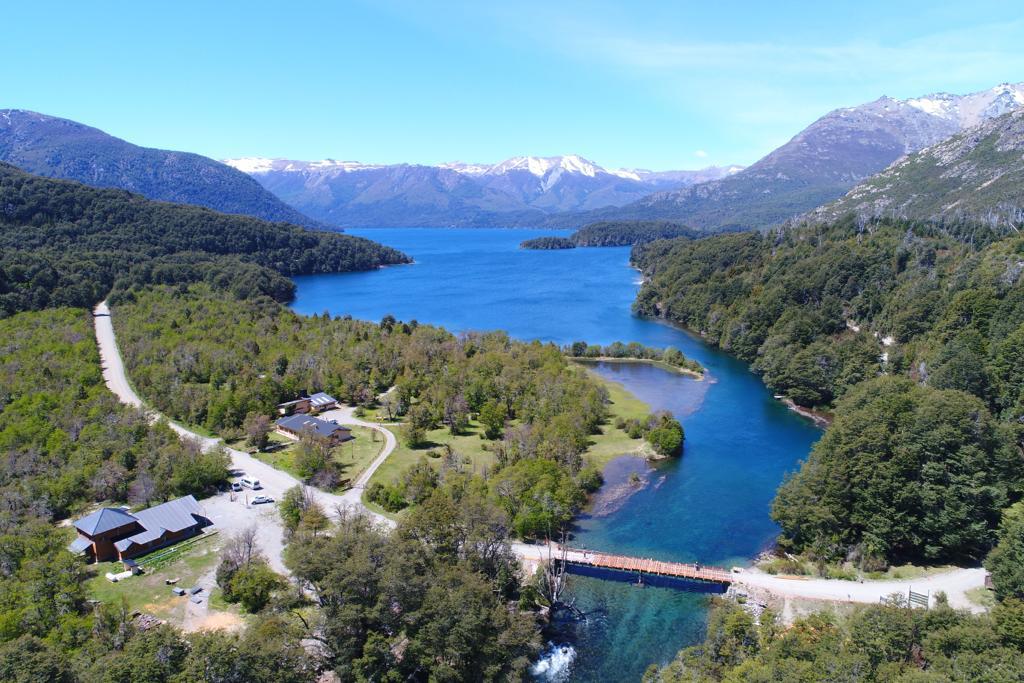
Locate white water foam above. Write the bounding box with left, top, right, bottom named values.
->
left=531, top=641, right=577, bottom=681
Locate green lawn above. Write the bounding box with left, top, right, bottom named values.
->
left=85, top=532, right=237, bottom=625
left=582, top=371, right=654, bottom=468
left=368, top=419, right=499, bottom=489
left=366, top=370, right=653, bottom=491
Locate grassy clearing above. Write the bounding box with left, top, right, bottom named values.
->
left=85, top=532, right=235, bottom=625
left=366, top=371, right=653, bottom=490
left=571, top=356, right=703, bottom=379
left=335, top=424, right=388, bottom=482
left=582, top=371, right=653, bottom=469
left=369, top=419, right=498, bottom=489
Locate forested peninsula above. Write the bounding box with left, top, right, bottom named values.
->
left=521, top=220, right=703, bottom=249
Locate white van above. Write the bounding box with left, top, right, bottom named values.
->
left=240, top=477, right=262, bottom=490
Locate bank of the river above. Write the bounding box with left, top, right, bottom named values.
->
left=572, top=355, right=703, bottom=380
left=777, top=396, right=833, bottom=427
left=291, top=227, right=823, bottom=683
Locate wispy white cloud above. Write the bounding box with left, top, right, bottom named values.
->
left=500, top=7, right=1024, bottom=161
left=694, top=149, right=708, bottom=158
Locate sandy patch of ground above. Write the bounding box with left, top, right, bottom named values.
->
left=190, top=612, right=244, bottom=632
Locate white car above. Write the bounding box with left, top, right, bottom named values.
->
left=251, top=495, right=275, bottom=505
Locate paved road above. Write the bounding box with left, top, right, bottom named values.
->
left=95, top=301, right=987, bottom=610
left=93, top=301, right=397, bottom=544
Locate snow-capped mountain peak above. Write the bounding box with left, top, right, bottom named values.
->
left=223, top=157, right=383, bottom=174
left=481, top=154, right=604, bottom=178
left=903, top=82, right=1024, bottom=127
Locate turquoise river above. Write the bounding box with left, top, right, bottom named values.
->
left=291, top=228, right=822, bottom=682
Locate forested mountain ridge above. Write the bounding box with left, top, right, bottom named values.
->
left=0, top=163, right=410, bottom=317
left=0, top=109, right=323, bottom=228
left=560, top=83, right=1024, bottom=232
left=809, top=108, right=1024, bottom=228
left=632, top=217, right=1024, bottom=566
left=632, top=218, right=1024, bottom=415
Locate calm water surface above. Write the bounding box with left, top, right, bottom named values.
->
left=293, top=228, right=821, bottom=682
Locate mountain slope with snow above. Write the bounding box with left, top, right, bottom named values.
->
left=561, top=83, right=1024, bottom=232
left=223, top=154, right=740, bottom=228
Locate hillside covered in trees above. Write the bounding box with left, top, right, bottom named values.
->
left=632, top=217, right=1024, bottom=567
left=645, top=596, right=1024, bottom=682
left=0, top=163, right=410, bottom=317
left=0, top=109, right=323, bottom=229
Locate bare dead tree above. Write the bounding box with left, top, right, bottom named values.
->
left=539, top=532, right=585, bottom=620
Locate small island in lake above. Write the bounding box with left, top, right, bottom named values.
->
left=520, top=236, right=576, bottom=250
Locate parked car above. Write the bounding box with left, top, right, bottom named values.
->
left=230, top=482, right=242, bottom=492
left=240, top=477, right=261, bottom=490
left=251, top=495, right=275, bottom=505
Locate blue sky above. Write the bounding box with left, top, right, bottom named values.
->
left=5, top=1, right=1024, bottom=169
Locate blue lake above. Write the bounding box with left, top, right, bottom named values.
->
left=293, top=228, right=821, bottom=682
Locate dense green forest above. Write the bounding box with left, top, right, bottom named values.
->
left=284, top=482, right=542, bottom=680
left=632, top=217, right=1024, bottom=566
left=0, top=163, right=409, bottom=317
left=645, top=596, right=1024, bottom=682
left=0, top=308, right=228, bottom=525
left=113, top=285, right=614, bottom=533
left=632, top=218, right=1024, bottom=414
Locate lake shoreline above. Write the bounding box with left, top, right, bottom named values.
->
left=294, top=227, right=822, bottom=682
left=570, top=356, right=704, bottom=380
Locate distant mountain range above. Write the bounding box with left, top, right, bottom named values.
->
left=808, top=108, right=1024, bottom=228
left=0, top=110, right=322, bottom=229
left=223, top=155, right=742, bottom=228
left=553, top=83, right=1024, bottom=232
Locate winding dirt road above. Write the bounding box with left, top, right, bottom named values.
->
left=93, top=301, right=396, bottom=529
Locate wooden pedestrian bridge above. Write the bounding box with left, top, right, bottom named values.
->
left=553, top=545, right=733, bottom=586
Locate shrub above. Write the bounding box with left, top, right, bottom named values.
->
left=367, top=482, right=408, bottom=512
left=228, top=562, right=284, bottom=613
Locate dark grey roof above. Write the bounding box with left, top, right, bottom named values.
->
left=115, top=527, right=165, bottom=552
left=113, top=495, right=204, bottom=551
left=133, top=495, right=203, bottom=534
left=309, top=392, right=337, bottom=407
left=276, top=398, right=308, bottom=407
left=277, top=414, right=350, bottom=439
left=67, top=536, right=92, bottom=553
left=73, top=507, right=137, bottom=536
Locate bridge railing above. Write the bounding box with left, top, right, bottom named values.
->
left=555, top=545, right=733, bottom=583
